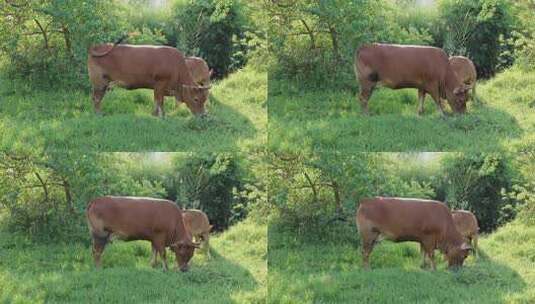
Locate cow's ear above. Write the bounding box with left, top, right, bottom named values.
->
left=209, top=69, right=214, bottom=77
left=209, top=225, right=214, bottom=231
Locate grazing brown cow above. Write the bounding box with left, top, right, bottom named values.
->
left=452, top=210, right=479, bottom=257
left=87, top=38, right=210, bottom=117
left=356, top=197, right=472, bottom=270
left=86, top=196, right=199, bottom=272
left=183, top=209, right=213, bottom=258
left=449, top=56, right=477, bottom=102
left=354, top=43, right=471, bottom=116
left=175, top=57, right=213, bottom=106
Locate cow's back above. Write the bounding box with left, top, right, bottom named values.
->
left=356, top=44, right=449, bottom=89
left=449, top=56, right=476, bottom=84
left=88, top=45, right=188, bottom=89
left=183, top=209, right=211, bottom=235
left=357, top=197, right=455, bottom=241
left=186, top=57, right=211, bottom=86
left=452, top=210, right=478, bottom=237
left=87, top=196, right=182, bottom=240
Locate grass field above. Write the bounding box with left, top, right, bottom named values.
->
left=0, top=217, right=266, bottom=303
left=268, top=220, right=535, bottom=304
left=0, top=66, right=266, bottom=152
left=269, top=67, right=535, bottom=152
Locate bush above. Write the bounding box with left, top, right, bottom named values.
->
left=172, top=153, right=245, bottom=230
left=167, top=0, right=250, bottom=78
left=0, top=151, right=166, bottom=241
left=0, top=0, right=127, bottom=89
left=441, top=153, right=517, bottom=232
left=437, top=0, right=517, bottom=78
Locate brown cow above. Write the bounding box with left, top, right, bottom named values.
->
left=183, top=209, right=213, bottom=258
left=449, top=56, right=477, bottom=102
left=452, top=210, right=479, bottom=257
left=355, top=43, right=471, bottom=116
left=175, top=57, right=213, bottom=106
left=356, top=197, right=472, bottom=270
left=87, top=38, right=210, bottom=117
left=86, top=196, right=199, bottom=272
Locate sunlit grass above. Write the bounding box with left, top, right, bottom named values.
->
left=268, top=220, right=535, bottom=303
left=0, top=217, right=266, bottom=304
left=269, top=67, right=535, bottom=152
left=0, top=65, right=266, bottom=152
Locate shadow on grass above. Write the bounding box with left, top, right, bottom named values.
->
left=0, top=235, right=258, bottom=303
left=268, top=224, right=526, bottom=304
left=0, top=91, right=259, bottom=151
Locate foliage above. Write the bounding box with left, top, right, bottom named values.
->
left=0, top=0, right=126, bottom=89
left=167, top=0, right=251, bottom=78
left=172, top=153, right=244, bottom=231
left=268, top=0, right=433, bottom=88
left=437, top=0, right=517, bottom=78
left=441, top=153, right=517, bottom=232
left=268, top=152, right=434, bottom=238
left=512, top=0, right=535, bottom=70
left=0, top=217, right=266, bottom=303
left=0, top=151, right=166, bottom=240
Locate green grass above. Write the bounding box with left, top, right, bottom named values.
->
left=268, top=220, right=535, bottom=303
left=269, top=67, right=535, bottom=152
left=0, top=66, right=266, bottom=152
left=0, top=217, right=266, bottom=303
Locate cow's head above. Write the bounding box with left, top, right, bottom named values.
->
left=446, top=242, right=472, bottom=270
left=170, top=240, right=200, bottom=272
left=444, top=84, right=470, bottom=114
left=181, top=85, right=211, bottom=116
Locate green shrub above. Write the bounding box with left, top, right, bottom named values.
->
left=172, top=153, right=246, bottom=230
left=441, top=153, right=518, bottom=232
left=437, top=0, right=517, bottom=78
left=167, top=0, right=250, bottom=78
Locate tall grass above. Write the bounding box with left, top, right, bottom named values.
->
left=0, top=217, right=266, bottom=303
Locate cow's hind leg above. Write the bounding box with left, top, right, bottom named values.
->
left=91, top=232, right=109, bottom=269
left=358, top=79, right=376, bottom=116
left=360, top=228, right=379, bottom=270
left=201, top=232, right=211, bottom=259
left=91, top=86, right=108, bottom=115
left=472, top=234, right=478, bottom=258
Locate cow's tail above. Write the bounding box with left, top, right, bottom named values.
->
left=89, top=34, right=127, bottom=57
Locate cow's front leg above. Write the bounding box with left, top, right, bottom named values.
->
left=153, top=89, right=165, bottom=118
left=158, top=247, right=168, bottom=271
left=418, top=89, right=426, bottom=116
left=150, top=244, right=159, bottom=268
left=429, top=89, right=447, bottom=117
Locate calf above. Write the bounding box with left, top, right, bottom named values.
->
left=183, top=209, right=213, bottom=258
left=452, top=210, right=479, bottom=257
left=86, top=196, right=199, bottom=272
left=449, top=56, right=477, bottom=102
left=356, top=197, right=471, bottom=270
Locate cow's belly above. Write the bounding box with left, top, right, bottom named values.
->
left=379, top=78, right=422, bottom=90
